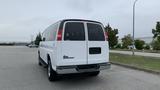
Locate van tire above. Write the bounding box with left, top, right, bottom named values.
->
left=89, top=71, right=100, bottom=76
left=38, top=53, right=42, bottom=66
left=47, top=60, right=58, bottom=81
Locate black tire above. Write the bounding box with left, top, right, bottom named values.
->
left=47, top=60, right=58, bottom=81
left=89, top=71, right=100, bottom=76
left=38, top=53, right=42, bottom=66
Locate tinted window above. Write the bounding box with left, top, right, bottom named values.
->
left=87, top=23, right=105, bottom=41
left=64, top=22, right=85, bottom=41
left=48, top=23, right=58, bottom=41
left=43, top=22, right=59, bottom=41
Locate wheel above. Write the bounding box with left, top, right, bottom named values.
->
left=89, top=71, right=100, bottom=76
left=47, top=60, right=58, bottom=81
left=38, top=53, right=42, bottom=66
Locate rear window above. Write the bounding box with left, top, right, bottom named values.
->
left=64, top=22, right=85, bottom=41
left=87, top=23, right=105, bottom=41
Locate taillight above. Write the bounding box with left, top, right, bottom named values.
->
left=105, top=32, right=108, bottom=41
left=57, top=29, right=63, bottom=41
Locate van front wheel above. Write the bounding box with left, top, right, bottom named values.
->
left=47, top=60, right=58, bottom=81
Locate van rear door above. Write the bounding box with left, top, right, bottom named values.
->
left=60, top=22, right=87, bottom=65
left=87, top=23, right=109, bottom=64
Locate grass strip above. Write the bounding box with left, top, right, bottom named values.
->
left=110, top=53, right=160, bottom=72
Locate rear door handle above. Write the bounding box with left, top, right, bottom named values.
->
left=89, top=47, right=101, bottom=54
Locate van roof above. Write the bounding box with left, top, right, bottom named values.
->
left=61, top=19, right=102, bottom=24
left=59, top=19, right=102, bottom=30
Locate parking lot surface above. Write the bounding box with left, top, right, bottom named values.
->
left=0, top=46, right=160, bottom=90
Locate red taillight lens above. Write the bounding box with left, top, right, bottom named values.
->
left=57, top=29, right=63, bottom=41
left=105, top=32, right=108, bottom=41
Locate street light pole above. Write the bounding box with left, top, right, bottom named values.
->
left=132, top=0, right=138, bottom=55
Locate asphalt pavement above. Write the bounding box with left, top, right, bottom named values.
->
left=0, top=46, right=160, bottom=90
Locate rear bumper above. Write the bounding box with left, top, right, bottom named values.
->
left=56, top=62, right=111, bottom=74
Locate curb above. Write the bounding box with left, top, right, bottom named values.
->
left=111, top=62, right=160, bottom=75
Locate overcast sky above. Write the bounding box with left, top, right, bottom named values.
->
left=0, top=0, right=159, bottom=42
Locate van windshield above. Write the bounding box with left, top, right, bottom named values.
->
left=64, top=22, right=85, bottom=41
left=87, top=23, right=105, bottom=41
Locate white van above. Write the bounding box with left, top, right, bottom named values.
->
left=38, top=19, right=110, bottom=81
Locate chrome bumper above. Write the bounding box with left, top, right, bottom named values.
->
left=56, top=62, right=111, bottom=74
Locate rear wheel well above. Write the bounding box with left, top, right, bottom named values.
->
left=47, top=54, right=51, bottom=64
left=47, top=54, right=55, bottom=72
left=38, top=51, right=40, bottom=55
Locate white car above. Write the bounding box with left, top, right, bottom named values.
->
left=38, top=19, right=110, bottom=81
left=28, top=44, right=38, bottom=48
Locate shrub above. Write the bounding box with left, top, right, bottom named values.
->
left=135, top=39, right=145, bottom=50
left=144, top=44, right=150, bottom=50
left=115, top=43, right=122, bottom=49
left=152, top=40, right=160, bottom=50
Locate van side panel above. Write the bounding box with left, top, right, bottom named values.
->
left=39, top=22, right=60, bottom=70
left=39, top=42, right=57, bottom=70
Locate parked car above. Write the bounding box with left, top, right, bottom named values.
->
left=38, top=19, right=110, bottom=81
left=28, top=44, right=38, bottom=48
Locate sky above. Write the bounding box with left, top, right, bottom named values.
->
left=0, top=0, right=159, bottom=42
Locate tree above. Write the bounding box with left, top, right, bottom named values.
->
left=151, top=41, right=160, bottom=50
left=152, top=22, right=160, bottom=42
left=34, top=32, right=42, bottom=46
left=105, top=24, right=119, bottom=49
left=144, top=44, right=150, bottom=50
left=121, top=34, right=133, bottom=49
left=115, top=43, right=122, bottom=49
left=152, top=22, right=160, bottom=50
left=134, top=39, right=145, bottom=50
